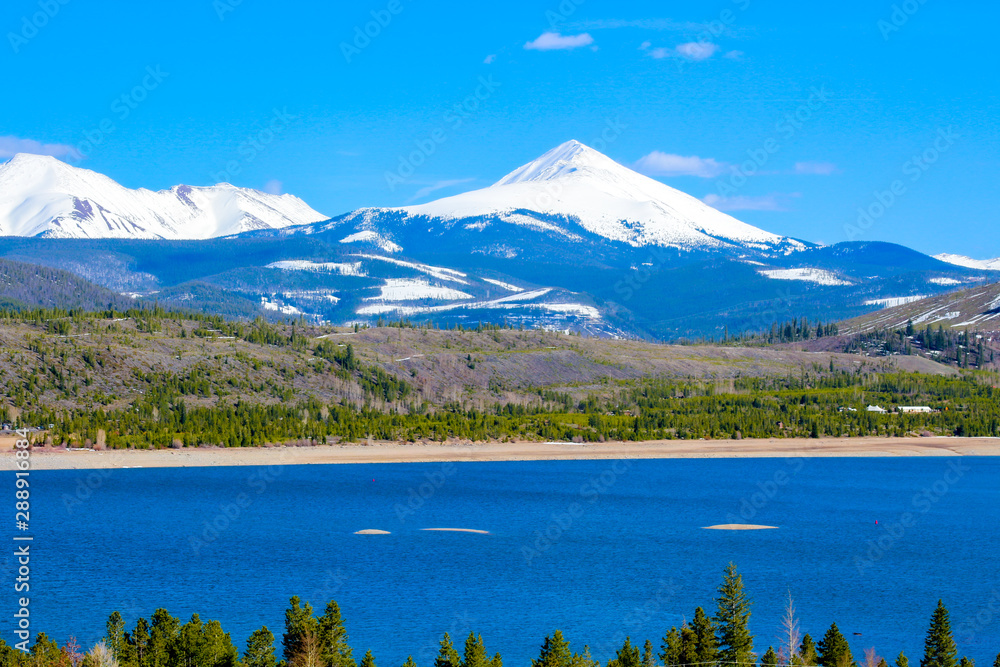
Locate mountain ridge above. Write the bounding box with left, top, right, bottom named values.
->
left=0, top=153, right=328, bottom=240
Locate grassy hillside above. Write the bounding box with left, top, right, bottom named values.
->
left=4, top=307, right=1000, bottom=447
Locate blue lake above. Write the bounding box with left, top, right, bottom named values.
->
left=5, top=457, right=1000, bottom=666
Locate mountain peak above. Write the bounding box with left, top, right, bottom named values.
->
left=493, top=140, right=617, bottom=186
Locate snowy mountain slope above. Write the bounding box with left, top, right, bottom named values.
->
left=842, top=283, right=1000, bottom=334
left=289, top=140, right=809, bottom=258
left=934, top=254, right=1000, bottom=272
left=0, top=153, right=327, bottom=240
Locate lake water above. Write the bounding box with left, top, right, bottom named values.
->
left=5, top=457, right=999, bottom=666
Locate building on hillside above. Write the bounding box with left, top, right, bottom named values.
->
left=899, top=406, right=933, bottom=413
left=866, top=405, right=888, bottom=413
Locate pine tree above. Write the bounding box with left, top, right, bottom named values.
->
left=644, top=640, right=655, bottom=667
left=920, top=601, right=957, bottom=667
left=244, top=627, right=277, bottom=667
left=361, top=650, right=378, bottom=667
left=957, top=661, right=972, bottom=667
left=608, top=638, right=642, bottom=667
left=402, top=657, right=418, bottom=667
left=533, top=631, right=572, bottom=667
left=283, top=597, right=317, bottom=665
left=434, top=634, right=461, bottom=667
left=660, top=628, right=683, bottom=667
left=106, top=611, right=126, bottom=664
left=463, top=633, right=488, bottom=667
left=692, top=607, right=719, bottom=667
left=896, top=653, right=909, bottom=667
left=762, top=647, right=779, bottom=667
left=318, top=601, right=355, bottom=667
left=715, top=563, right=755, bottom=667
left=799, top=632, right=818, bottom=665
left=992, top=654, right=999, bottom=667
left=817, top=624, right=853, bottom=667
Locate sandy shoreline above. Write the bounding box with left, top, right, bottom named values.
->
left=3, top=436, right=999, bottom=470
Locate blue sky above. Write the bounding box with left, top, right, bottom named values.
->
left=3, top=0, right=998, bottom=256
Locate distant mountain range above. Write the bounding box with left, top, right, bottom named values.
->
left=0, top=153, right=327, bottom=239
left=0, top=143, right=997, bottom=339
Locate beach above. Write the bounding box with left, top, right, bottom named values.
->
left=5, top=436, right=999, bottom=470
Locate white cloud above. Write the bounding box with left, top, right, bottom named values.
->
left=724, top=50, right=745, bottom=60
left=794, top=161, right=838, bottom=175
left=0, top=135, right=80, bottom=160
left=639, top=41, right=652, bottom=50
left=703, top=193, right=800, bottom=212
left=524, top=32, right=595, bottom=51
left=634, top=151, right=729, bottom=178
left=483, top=54, right=496, bottom=64
left=407, top=178, right=476, bottom=203
left=263, top=179, right=283, bottom=195
left=675, top=41, right=720, bottom=61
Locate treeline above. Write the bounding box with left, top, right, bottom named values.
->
left=1, top=565, right=996, bottom=667
left=8, top=370, right=1000, bottom=448
left=845, top=323, right=993, bottom=370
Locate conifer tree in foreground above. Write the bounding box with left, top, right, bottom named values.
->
left=244, top=627, right=277, bottom=667
left=761, top=647, right=779, bottom=667
left=533, top=632, right=572, bottom=667
left=608, top=638, right=642, bottom=667
left=920, top=601, right=957, bottom=667
left=817, top=623, right=853, bottom=667
left=692, top=607, right=719, bottom=666
left=896, top=653, right=910, bottom=667
left=319, top=601, right=356, bottom=667
left=360, top=650, right=378, bottom=667
left=402, top=657, right=418, bottom=667
left=799, top=635, right=818, bottom=667
left=434, top=634, right=462, bottom=667
left=714, top=563, right=755, bottom=667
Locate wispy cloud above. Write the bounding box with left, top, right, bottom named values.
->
left=794, top=161, right=838, bottom=175
left=524, top=32, right=594, bottom=51
left=635, top=151, right=729, bottom=178
left=407, top=178, right=476, bottom=203
left=0, top=135, right=80, bottom=160
left=703, top=193, right=800, bottom=212
left=643, top=40, right=721, bottom=61
left=263, top=179, right=283, bottom=195
left=483, top=54, right=497, bottom=64
left=724, top=50, right=745, bottom=60
left=675, top=41, right=720, bottom=61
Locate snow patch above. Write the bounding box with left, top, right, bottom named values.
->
left=481, top=278, right=523, bottom=292
left=758, top=268, right=852, bottom=286
left=865, top=295, right=929, bottom=309
left=365, top=279, right=473, bottom=302
left=339, top=230, right=403, bottom=253
left=266, top=260, right=366, bottom=276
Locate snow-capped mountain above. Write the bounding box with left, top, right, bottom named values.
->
left=0, top=153, right=327, bottom=240
left=934, top=253, right=1000, bottom=272
left=296, top=140, right=808, bottom=257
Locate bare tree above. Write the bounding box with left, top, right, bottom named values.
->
left=781, top=591, right=802, bottom=666
left=291, top=631, right=322, bottom=667
left=86, top=642, right=119, bottom=667
left=863, top=648, right=882, bottom=667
